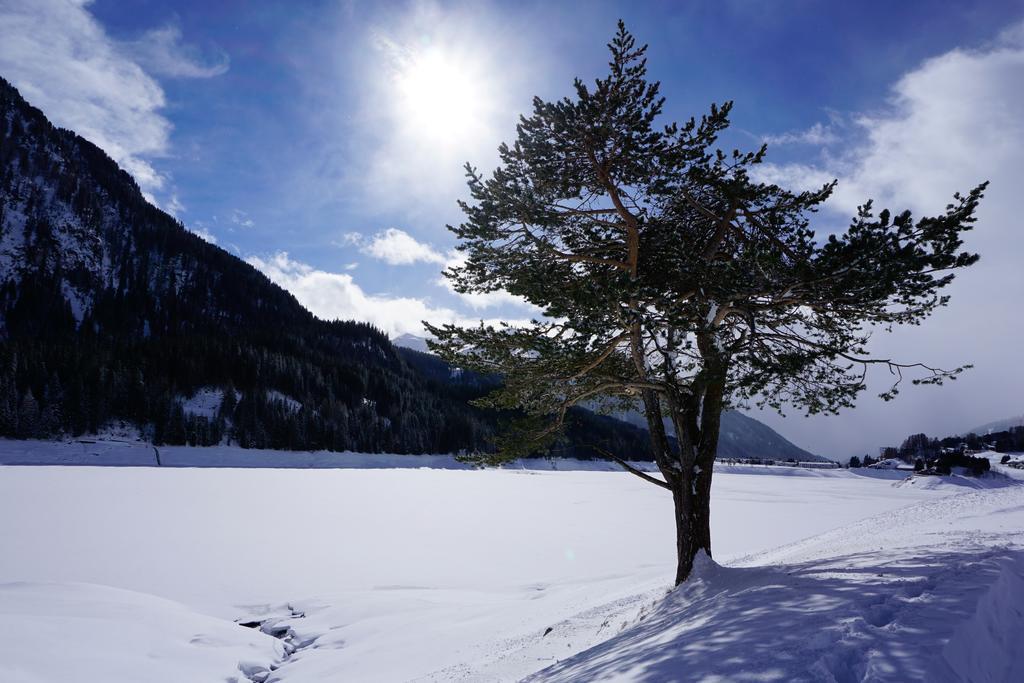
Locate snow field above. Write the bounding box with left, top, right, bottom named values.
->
left=0, top=582, right=285, bottom=683
left=1, top=443, right=1021, bottom=680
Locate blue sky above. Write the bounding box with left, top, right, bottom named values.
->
left=2, top=0, right=1023, bottom=456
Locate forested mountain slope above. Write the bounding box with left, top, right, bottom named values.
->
left=0, top=76, right=652, bottom=458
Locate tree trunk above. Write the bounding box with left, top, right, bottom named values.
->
left=647, top=395, right=722, bottom=586
left=634, top=328, right=727, bottom=586
left=670, top=361, right=725, bottom=585
left=670, top=452, right=715, bottom=584
left=639, top=387, right=675, bottom=472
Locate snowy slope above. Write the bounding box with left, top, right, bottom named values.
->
left=531, top=485, right=1024, bottom=682
left=4, top=451, right=1015, bottom=681
left=391, top=332, right=433, bottom=353
left=0, top=582, right=285, bottom=683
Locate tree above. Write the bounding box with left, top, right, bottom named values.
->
left=880, top=446, right=901, bottom=461
left=17, top=389, right=41, bottom=439
left=427, top=23, right=986, bottom=585
left=899, top=433, right=931, bottom=461
left=849, top=455, right=862, bottom=469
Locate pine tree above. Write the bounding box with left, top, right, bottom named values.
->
left=427, top=22, right=986, bottom=584
left=17, top=389, right=40, bottom=439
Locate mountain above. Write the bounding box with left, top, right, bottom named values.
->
left=391, top=333, right=432, bottom=353
left=615, top=405, right=828, bottom=463
left=965, top=414, right=1024, bottom=436
left=0, top=76, right=825, bottom=464
left=394, top=335, right=829, bottom=463
left=0, top=76, right=658, bottom=459
left=715, top=411, right=826, bottom=461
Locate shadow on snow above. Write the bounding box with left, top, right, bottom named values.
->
left=528, top=545, right=1024, bottom=682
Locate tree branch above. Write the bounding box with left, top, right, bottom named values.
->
left=566, top=331, right=630, bottom=381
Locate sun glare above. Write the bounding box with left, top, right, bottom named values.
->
left=394, top=47, right=487, bottom=147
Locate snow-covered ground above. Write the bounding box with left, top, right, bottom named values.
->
left=0, top=582, right=285, bottom=683
left=531, top=485, right=1024, bottom=682
left=1, top=441, right=1022, bottom=681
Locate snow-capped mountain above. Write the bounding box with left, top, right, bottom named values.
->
left=0, top=74, right=313, bottom=341
left=391, top=333, right=432, bottom=353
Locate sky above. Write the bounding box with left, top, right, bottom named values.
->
left=1, top=0, right=1023, bottom=458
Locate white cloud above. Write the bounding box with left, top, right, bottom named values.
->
left=0, top=0, right=169, bottom=192
left=336, top=232, right=365, bottom=247
left=751, top=23, right=1024, bottom=457
left=125, top=25, right=229, bottom=79
left=230, top=209, right=255, bottom=228
left=362, top=228, right=446, bottom=265
left=0, top=0, right=226, bottom=201
left=763, top=122, right=839, bottom=146
left=758, top=27, right=1024, bottom=217
left=165, top=194, right=186, bottom=217
left=338, top=227, right=541, bottom=311
left=444, top=286, right=535, bottom=311
left=188, top=225, right=217, bottom=244
left=246, top=251, right=525, bottom=338
left=436, top=250, right=541, bottom=312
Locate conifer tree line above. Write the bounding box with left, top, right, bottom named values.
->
left=848, top=427, right=1024, bottom=475
left=0, top=76, right=653, bottom=459
left=889, top=427, right=1024, bottom=457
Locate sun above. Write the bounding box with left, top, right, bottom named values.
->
left=393, top=47, right=488, bottom=147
